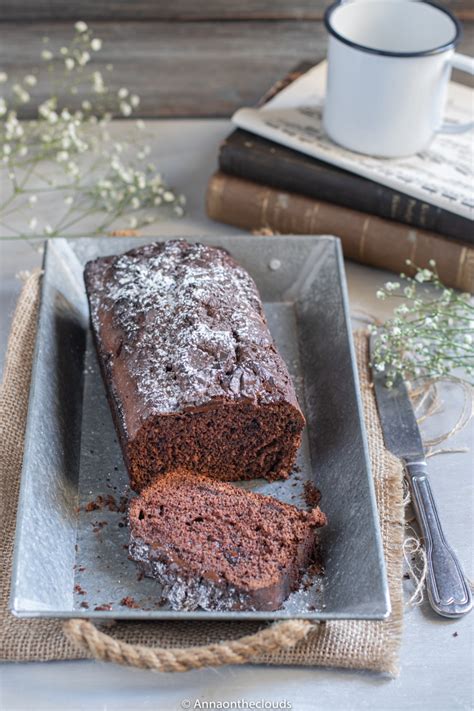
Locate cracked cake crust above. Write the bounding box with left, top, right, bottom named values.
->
left=84, top=240, right=305, bottom=490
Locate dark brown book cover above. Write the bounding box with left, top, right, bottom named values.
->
left=219, top=66, right=472, bottom=246
left=206, top=172, right=474, bottom=293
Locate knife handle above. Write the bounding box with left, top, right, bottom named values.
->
left=407, top=461, right=473, bottom=618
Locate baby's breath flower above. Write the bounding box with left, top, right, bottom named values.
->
left=56, top=150, right=69, bottom=162
left=372, top=263, right=474, bottom=385
left=75, top=21, right=88, bottom=33
left=67, top=161, right=79, bottom=176
left=77, top=51, right=91, bottom=66
left=0, top=22, right=185, bottom=241
left=12, top=83, right=30, bottom=103
left=415, top=268, right=433, bottom=283
left=136, top=119, right=145, bottom=130
left=92, top=71, right=105, bottom=94
left=137, top=147, right=151, bottom=160
left=0, top=71, right=8, bottom=83
left=376, top=289, right=386, bottom=300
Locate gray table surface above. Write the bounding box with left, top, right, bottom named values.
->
left=0, top=120, right=472, bottom=711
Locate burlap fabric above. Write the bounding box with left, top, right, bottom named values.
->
left=0, top=271, right=404, bottom=673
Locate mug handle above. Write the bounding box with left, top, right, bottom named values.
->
left=438, top=53, right=474, bottom=134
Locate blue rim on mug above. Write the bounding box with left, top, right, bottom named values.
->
left=324, top=0, right=462, bottom=58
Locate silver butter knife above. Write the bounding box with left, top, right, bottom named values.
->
left=370, top=336, right=472, bottom=618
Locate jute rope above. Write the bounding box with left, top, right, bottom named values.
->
left=63, top=619, right=315, bottom=672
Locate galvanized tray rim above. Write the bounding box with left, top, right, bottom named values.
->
left=10, top=234, right=390, bottom=621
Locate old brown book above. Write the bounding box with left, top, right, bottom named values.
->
left=206, top=172, right=474, bottom=293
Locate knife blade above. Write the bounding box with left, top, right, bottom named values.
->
left=370, top=335, right=472, bottom=619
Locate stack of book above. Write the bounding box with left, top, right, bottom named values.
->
left=206, top=64, right=474, bottom=292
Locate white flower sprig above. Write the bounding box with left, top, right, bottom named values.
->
left=370, top=260, right=474, bottom=386
left=0, top=22, right=185, bottom=239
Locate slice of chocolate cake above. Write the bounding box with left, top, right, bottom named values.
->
left=84, top=240, right=305, bottom=492
left=129, top=470, right=326, bottom=611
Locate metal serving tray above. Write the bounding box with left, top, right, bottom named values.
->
left=10, top=235, right=389, bottom=620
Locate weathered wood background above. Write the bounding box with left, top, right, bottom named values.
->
left=0, top=0, right=472, bottom=117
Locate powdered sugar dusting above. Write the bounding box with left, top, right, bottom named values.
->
left=129, top=536, right=253, bottom=611
left=85, top=240, right=295, bottom=415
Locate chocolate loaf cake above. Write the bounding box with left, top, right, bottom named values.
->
left=129, top=470, right=326, bottom=611
left=84, top=240, right=305, bottom=491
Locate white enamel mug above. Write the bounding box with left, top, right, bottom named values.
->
left=323, top=0, right=474, bottom=157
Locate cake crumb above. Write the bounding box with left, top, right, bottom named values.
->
left=308, top=560, right=325, bottom=576
left=94, top=604, right=113, bottom=611
left=85, top=499, right=101, bottom=512
left=304, top=481, right=321, bottom=508
left=92, top=520, right=108, bottom=533
left=108, top=229, right=140, bottom=237
left=120, top=596, right=139, bottom=608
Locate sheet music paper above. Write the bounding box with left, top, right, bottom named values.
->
left=232, top=62, right=474, bottom=221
